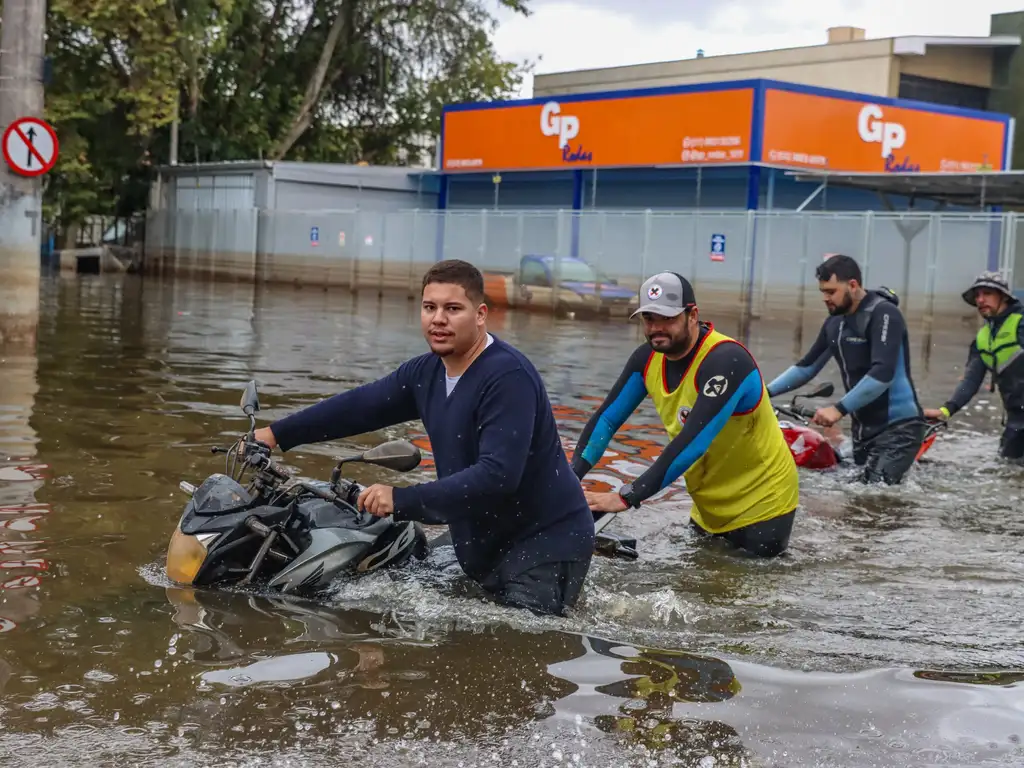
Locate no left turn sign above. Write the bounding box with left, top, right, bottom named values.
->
left=2, top=116, right=58, bottom=177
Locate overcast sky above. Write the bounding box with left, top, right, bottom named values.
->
left=491, top=0, right=1024, bottom=97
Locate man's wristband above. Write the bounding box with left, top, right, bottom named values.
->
left=939, top=406, right=951, bottom=420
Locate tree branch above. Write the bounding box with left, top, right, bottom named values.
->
left=270, top=2, right=349, bottom=159
left=272, top=110, right=314, bottom=160
left=260, top=0, right=289, bottom=58
left=104, top=38, right=132, bottom=85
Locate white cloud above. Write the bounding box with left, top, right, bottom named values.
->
left=492, top=1, right=1024, bottom=97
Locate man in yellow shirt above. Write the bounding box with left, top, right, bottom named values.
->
left=574, top=272, right=800, bottom=557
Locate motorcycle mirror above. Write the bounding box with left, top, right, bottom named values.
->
left=240, top=380, right=260, bottom=416
left=352, top=440, right=422, bottom=472
left=805, top=382, right=835, bottom=399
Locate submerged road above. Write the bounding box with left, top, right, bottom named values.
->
left=0, top=274, right=1021, bottom=767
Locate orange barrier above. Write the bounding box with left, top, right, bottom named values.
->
left=482, top=272, right=514, bottom=308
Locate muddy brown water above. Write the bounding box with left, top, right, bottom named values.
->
left=1, top=274, right=1022, bottom=767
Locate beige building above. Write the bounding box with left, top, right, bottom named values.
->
left=533, top=26, right=1021, bottom=112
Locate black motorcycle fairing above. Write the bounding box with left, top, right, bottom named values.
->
left=192, top=504, right=302, bottom=587
left=181, top=501, right=269, bottom=536
left=189, top=473, right=253, bottom=518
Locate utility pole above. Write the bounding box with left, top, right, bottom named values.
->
left=169, top=100, right=179, bottom=166
left=0, top=0, right=47, bottom=346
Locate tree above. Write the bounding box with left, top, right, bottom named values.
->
left=44, top=0, right=191, bottom=240
left=42, top=0, right=533, bottom=238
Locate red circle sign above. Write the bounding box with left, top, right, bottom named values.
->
left=2, top=117, right=59, bottom=177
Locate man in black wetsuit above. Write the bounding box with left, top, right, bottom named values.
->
left=766, top=253, right=926, bottom=485
left=572, top=272, right=799, bottom=558
left=923, top=271, right=1024, bottom=460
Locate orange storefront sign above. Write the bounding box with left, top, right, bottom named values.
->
left=760, top=87, right=1007, bottom=173
left=441, top=87, right=755, bottom=172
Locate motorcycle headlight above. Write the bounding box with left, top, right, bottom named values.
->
left=166, top=529, right=218, bottom=585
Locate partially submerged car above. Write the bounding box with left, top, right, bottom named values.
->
left=483, top=255, right=637, bottom=317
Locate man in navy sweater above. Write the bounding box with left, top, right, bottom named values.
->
left=252, top=259, right=595, bottom=617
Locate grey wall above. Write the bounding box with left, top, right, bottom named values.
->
left=152, top=162, right=439, bottom=213
left=272, top=181, right=436, bottom=211
left=146, top=207, right=1021, bottom=313
left=270, top=163, right=438, bottom=211
left=172, top=172, right=260, bottom=210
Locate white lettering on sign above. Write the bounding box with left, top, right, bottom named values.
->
left=767, top=149, right=828, bottom=166
left=681, top=135, right=746, bottom=162
left=540, top=102, right=580, bottom=149
left=445, top=158, right=483, bottom=169
left=858, top=105, right=906, bottom=159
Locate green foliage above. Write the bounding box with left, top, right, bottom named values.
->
left=43, top=0, right=533, bottom=231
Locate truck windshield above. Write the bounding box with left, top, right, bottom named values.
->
left=549, top=260, right=598, bottom=282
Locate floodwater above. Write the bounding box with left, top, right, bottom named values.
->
left=1, top=274, right=1023, bottom=768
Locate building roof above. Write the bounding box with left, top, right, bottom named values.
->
left=155, top=160, right=272, bottom=175
left=892, top=35, right=1021, bottom=55
left=532, top=33, right=1021, bottom=81
left=786, top=170, right=1024, bottom=208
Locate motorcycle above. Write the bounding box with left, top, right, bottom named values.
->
left=165, top=380, right=437, bottom=596
left=772, top=382, right=945, bottom=470
left=166, top=381, right=637, bottom=598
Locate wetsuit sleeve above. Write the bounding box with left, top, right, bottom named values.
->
left=391, top=368, right=537, bottom=524
left=269, top=360, right=421, bottom=451
left=834, top=304, right=902, bottom=417
left=942, top=342, right=986, bottom=417
left=570, top=344, right=650, bottom=479
left=627, top=342, right=763, bottom=504
left=766, top=321, right=831, bottom=397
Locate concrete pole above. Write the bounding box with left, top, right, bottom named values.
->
left=169, top=102, right=179, bottom=166
left=0, top=0, right=46, bottom=346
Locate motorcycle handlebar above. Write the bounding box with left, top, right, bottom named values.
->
left=213, top=434, right=363, bottom=502
left=774, top=403, right=817, bottom=421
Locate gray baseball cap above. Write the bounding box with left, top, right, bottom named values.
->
left=630, top=272, right=697, bottom=319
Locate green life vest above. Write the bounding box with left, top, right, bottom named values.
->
left=976, top=312, right=1023, bottom=375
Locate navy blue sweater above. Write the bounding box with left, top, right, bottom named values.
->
left=269, top=337, right=595, bottom=583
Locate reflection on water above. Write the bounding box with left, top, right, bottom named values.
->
left=0, top=328, right=48, bottom=641
left=0, top=274, right=1023, bottom=767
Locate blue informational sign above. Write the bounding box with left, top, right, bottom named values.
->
left=710, top=233, right=725, bottom=262
left=310, top=226, right=320, bottom=246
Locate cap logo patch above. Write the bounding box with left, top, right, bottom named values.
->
left=647, top=284, right=663, bottom=300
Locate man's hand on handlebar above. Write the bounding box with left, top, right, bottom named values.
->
left=235, top=427, right=275, bottom=458
left=812, top=405, right=843, bottom=428
left=358, top=484, right=395, bottom=517
left=253, top=426, right=277, bottom=450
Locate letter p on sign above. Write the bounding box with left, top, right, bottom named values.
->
left=858, top=104, right=905, bottom=159
left=540, top=101, right=579, bottom=148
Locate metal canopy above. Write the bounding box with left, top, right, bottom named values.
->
left=785, top=170, right=1024, bottom=208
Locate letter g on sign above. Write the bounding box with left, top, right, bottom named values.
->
left=540, top=101, right=580, bottom=149
left=857, top=104, right=906, bottom=159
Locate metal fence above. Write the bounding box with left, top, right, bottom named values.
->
left=144, top=207, right=1024, bottom=317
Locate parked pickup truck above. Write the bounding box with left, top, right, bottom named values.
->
left=483, top=255, right=638, bottom=317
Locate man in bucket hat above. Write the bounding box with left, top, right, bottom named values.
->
left=924, top=271, right=1024, bottom=460
left=569, top=272, right=800, bottom=558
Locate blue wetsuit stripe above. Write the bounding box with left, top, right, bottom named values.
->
left=839, top=375, right=890, bottom=414
left=580, top=372, right=647, bottom=467
left=888, top=344, right=917, bottom=422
